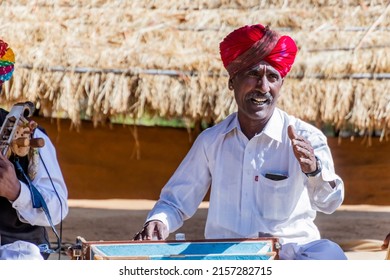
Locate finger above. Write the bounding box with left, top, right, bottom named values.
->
left=0, top=153, right=13, bottom=170
left=288, top=125, right=310, bottom=143
left=288, top=125, right=312, bottom=145
left=299, top=157, right=313, bottom=165
left=298, top=155, right=319, bottom=174
left=29, top=120, right=38, bottom=131
left=298, top=157, right=314, bottom=173
left=0, top=151, right=7, bottom=161
left=292, top=136, right=314, bottom=154
left=287, top=125, right=297, bottom=140
left=156, top=223, right=167, bottom=240
left=296, top=145, right=313, bottom=159
left=382, top=234, right=390, bottom=249
left=156, top=229, right=164, bottom=240
left=144, top=223, right=155, bottom=240
left=132, top=232, right=142, bottom=241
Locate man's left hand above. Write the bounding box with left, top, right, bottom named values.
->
left=288, top=125, right=317, bottom=174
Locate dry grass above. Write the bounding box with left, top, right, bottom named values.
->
left=0, top=0, right=389, bottom=137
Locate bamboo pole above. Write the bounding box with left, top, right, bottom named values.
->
left=16, top=64, right=390, bottom=80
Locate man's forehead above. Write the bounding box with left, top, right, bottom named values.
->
left=248, top=61, right=279, bottom=74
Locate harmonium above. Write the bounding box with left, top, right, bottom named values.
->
left=68, top=236, right=280, bottom=260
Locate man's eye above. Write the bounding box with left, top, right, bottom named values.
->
left=268, top=74, right=279, bottom=80
left=247, top=71, right=259, bottom=77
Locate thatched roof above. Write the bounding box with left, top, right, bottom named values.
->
left=0, top=0, right=389, bottom=139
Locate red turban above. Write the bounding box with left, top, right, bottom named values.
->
left=0, top=39, right=15, bottom=87
left=219, top=24, right=297, bottom=78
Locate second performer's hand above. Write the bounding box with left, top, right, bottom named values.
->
left=382, top=232, right=390, bottom=250
left=0, top=152, right=21, bottom=201
left=132, top=220, right=168, bottom=241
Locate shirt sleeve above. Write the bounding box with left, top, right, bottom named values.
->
left=146, top=131, right=211, bottom=233
left=11, top=128, right=69, bottom=226
left=305, top=132, right=344, bottom=214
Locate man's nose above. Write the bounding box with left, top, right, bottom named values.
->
left=257, top=74, right=270, bottom=93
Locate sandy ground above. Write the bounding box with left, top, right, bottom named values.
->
left=48, top=199, right=390, bottom=260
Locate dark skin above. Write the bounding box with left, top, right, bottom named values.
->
left=133, top=61, right=333, bottom=241
left=382, top=232, right=390, bottom=250
left=230, top=62, right=318, bottom=174
left=0, top=152, right=21, bottom=201
left=230, top=62, right=281, bottom=140
left=0, top=120, right=38, bottom=202
left=133, top=220, right=169, bottom=241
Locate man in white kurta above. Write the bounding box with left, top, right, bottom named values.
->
left=133, top=23, right=347, bottom=260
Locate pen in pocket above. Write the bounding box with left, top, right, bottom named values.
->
left=265, top=173, right=288, bottom=181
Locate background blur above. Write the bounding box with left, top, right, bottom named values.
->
left=0, top=0, right=389, bottom=204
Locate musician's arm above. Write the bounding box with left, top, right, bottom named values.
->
left=146, top=132, right=211, bottom=233
left=133, top=131, right=211, bottom=240
left=12, top=129, right=69, bottom=226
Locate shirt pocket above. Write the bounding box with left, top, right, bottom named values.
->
left=255, top=174, right=295, bottom=221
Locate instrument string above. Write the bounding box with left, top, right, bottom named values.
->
left=14, top=157, right=62, bottom=259
left=38, top=151, right=64, bottom=260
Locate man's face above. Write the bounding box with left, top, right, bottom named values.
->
left=230, top=61, right=283, bottom=123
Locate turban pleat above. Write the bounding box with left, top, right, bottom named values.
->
left=219, top=24, right=297, bottom=78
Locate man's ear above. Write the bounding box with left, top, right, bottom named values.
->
left=228, top=78, right=233, bottom=90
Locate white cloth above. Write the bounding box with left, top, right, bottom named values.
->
left=279, top=240, right=348, bottom=260
left=0, top=241, right=43, bottom=260
left=147, top=108, right=344, bottom=245
left=11, top=128, right=69, bottom=227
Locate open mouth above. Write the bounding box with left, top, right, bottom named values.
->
left=250, top=96, right=268, bottom=105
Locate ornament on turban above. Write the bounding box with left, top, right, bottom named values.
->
left=219, top=24, right=297, bottom=78
left=0, top=39, right=15, bottom=88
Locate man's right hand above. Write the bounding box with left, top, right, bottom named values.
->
left=132, top=220, right=169, bottom=241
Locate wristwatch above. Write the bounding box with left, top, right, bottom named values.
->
left=305, top=156, right=322, bottom=177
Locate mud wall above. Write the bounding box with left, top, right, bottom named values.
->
left=37, top=117, right=390, bottom=205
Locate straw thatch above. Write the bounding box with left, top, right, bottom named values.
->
left=0, top=0, right=389, bottom=139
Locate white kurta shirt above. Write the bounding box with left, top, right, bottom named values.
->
left=11, top=128, right=68, bottom=227
left=147, top=108, right=344, bottom=245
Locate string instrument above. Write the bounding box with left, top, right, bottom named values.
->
left=0, top=102, right=61, bottom=252
left=0, top=101, right=44, bottom=161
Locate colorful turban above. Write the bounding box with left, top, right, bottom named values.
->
left=219, top=24, right=297, bottom=78
left=0, top=39, right=15, bottom=87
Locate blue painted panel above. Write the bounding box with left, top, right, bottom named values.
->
left=90, top=240, right=274, bottom=260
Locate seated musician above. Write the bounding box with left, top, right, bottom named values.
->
left=0, top=39, right=68, bottom=260
left=133, top=23, right=347, bottom=260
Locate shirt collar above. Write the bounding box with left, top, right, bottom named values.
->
left=222, top=109, right=284, bottom=143
left=262, top=108, right=283, bottom=143
left=222, top=112, right=240, bottom=135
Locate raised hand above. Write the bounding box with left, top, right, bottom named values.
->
left=287, top=125, right=317, bottom=174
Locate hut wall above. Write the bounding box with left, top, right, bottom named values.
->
left=38, top=117, right=390, bottom=206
